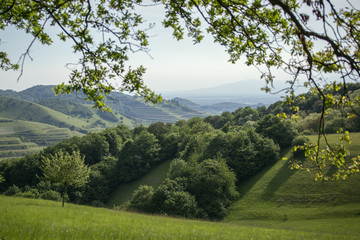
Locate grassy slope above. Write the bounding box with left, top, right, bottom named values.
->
left=107, top=160, right=171, bottom=207
left=224, top=132, right=360, bottom=236
left=0, top=96, right=135, bottom=131
left=0, top=195, right=357, bottom=240
left=0, top=96, right=87, bottom=129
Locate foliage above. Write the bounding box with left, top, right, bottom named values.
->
left=0, top=154, right=43, bottom=191
left=76, top=133, right=110, bottom=165
left=0, top=0, right=161, bottom=109
left=0, top=174, right=4, bottom=184
left=4, top=182, right=63, bottom=202
left=0, top=106, right=319, bottom=216
left=41, top=150, right=90, bottom=207
left=83, top=156, right=118, bottom=204
left=292, top=135, right=310, bottom=157
left=129, top=185, right=155, bottom=212
left=187, top=159, right=240, bottom=219
left=151, top=179, right=198, bottom=218
left=130, top=158, right=239, bottom=220
left=256, top=114, right=296, bottom=149
left=116, top=130, right=160, bottom=182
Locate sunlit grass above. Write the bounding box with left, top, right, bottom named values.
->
left=225, top=133, right=360, bottom=238
left=0, top=196, right=357, bottom=240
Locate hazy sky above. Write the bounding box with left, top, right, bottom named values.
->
left=0, top=3, right=280, bottom=95
left=1, top=1, right=355, bottom=94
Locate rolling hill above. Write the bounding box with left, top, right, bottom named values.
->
left=0, top=85, right=205, bottom=124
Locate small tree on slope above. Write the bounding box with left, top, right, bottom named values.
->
left=41, top=150, right=90, bottom=207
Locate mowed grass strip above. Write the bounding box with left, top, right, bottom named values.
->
left=107, top=160, right=171, bottom=208
left=0, top=196, right=355, bottom=240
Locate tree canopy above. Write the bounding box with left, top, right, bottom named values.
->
left=1, top=0, right=360, bottom=179
left=41, top=150, right=90, bottom=207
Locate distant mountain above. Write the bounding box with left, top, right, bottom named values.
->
left=172, top=97, right=245, bottom=115
left=172, top=96, right=270, bottom=115
left=162, top=79, right=288, bottom=106
left=172, top=97, right=199, bottom=108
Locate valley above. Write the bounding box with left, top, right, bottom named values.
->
left=1, top=83, right=360, bottom=239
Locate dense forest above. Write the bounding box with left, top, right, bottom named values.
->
left=1, top=83, right=360, bottom=220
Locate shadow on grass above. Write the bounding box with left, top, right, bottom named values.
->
left=236, top=162, right=277, bottom=197
left=107, top=160, right=171, bottom=208
left=260, top=155, right=303, bottom=200
left=236, top=148, right=295, bottom=198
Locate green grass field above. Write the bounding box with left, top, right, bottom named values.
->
left=1, top=196, right=358, bottom=240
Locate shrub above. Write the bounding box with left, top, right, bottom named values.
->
left=4, top=185, right=21, bottom=196
left=16, top=188, right=39, bottom=199
left=129, top=185, right=154, bottom=212
left=292, top=135, right=310, bottom=157
left=39, top=190, right=62, bottom=201
left=162, top=191, right=198, bottom=218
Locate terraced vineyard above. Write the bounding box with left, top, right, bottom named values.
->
left=0, top=119, right=81, bottom=160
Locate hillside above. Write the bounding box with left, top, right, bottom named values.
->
left=0, top=196, right=358, bottom=240
left=224, top=133, right=360, bottom=235
left=0, top=96, right=88, bottom=130
left=107, top=160, right=171, bottom=207
left=0, top=85, right=205, bottom=124
left=0, top=117, right=81, bottom=160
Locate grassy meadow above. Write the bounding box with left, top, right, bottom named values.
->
left=1, top=195, right=358, bottom=240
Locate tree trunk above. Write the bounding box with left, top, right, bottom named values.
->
left=62, top=185, right=67, bottom=207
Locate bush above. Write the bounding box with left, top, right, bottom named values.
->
left=129, top=185, right=154, bottom=212
left=292, top=135, right=310, bottom=157
left=4, top=185, right=21, bottom=196
left=16, top=188, right=39, bottom=199
left=162, top=191, right=198, bottom=218
left=256, top=114, right=297, bottom=148
left=39, top=190, right=62, bottom=201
